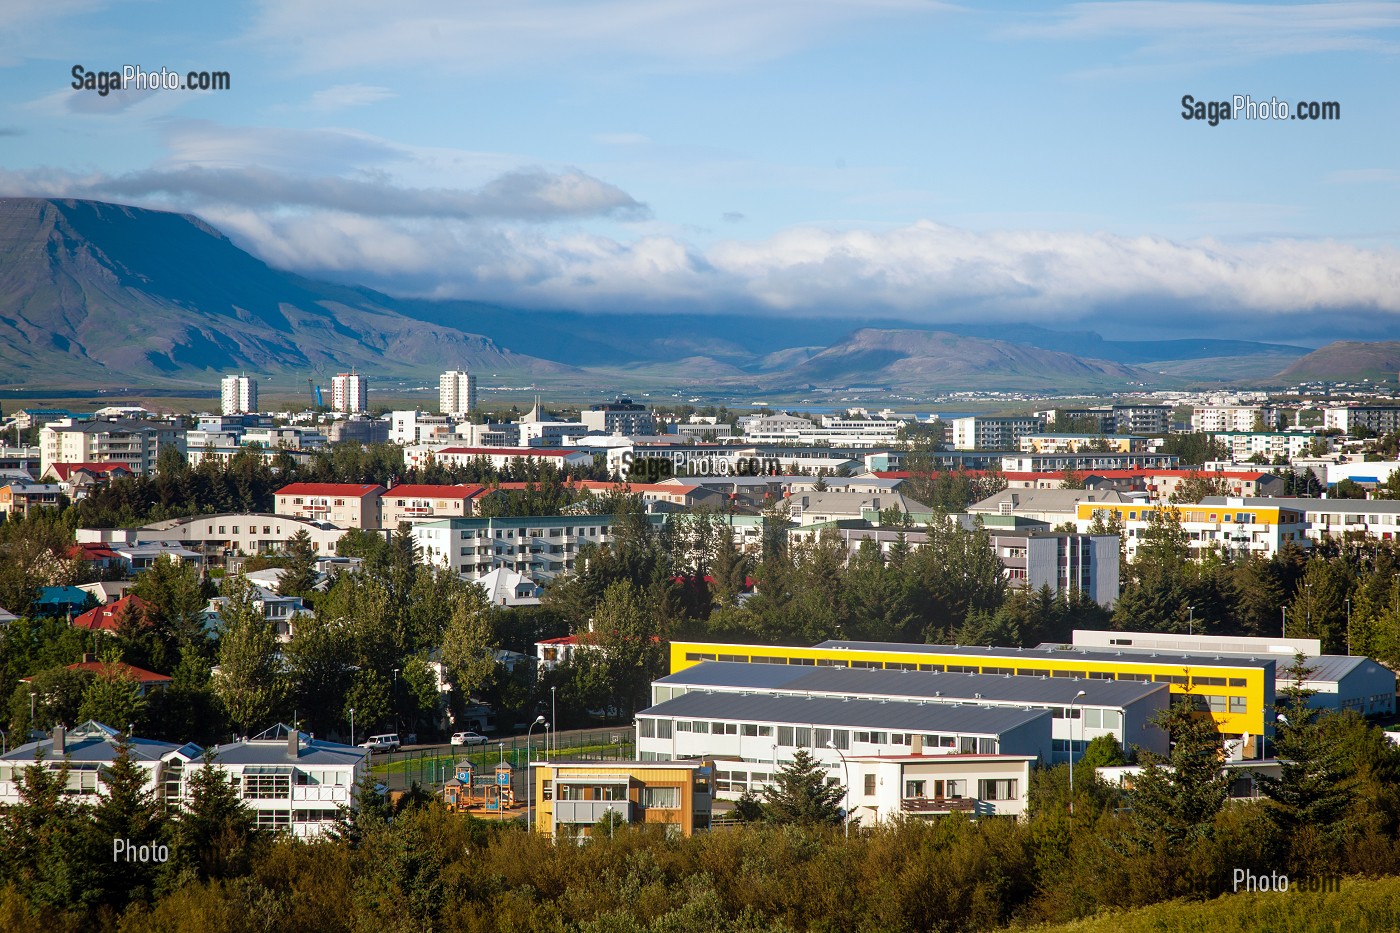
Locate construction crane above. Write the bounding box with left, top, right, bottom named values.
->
left=308, top=378, right=324, bottom=409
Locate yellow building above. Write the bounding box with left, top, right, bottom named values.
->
left=532, top=760, right=712, bottom=839
left=670, top=640, right=1276, bottom=741
left=1074, top=500, right=1308, bottom=560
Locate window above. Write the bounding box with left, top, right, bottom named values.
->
left=641, top=786, right=679, bottom=808
left=1102, top=710, right=1122, bottom=729
left=959, top=736, right=977, bottom=754
left=638, top=718, right=655, bottom=739
left=1229, top=697, right=1248, bottom=714
left=244, top=771, right=292, bottom=799
left=693, top=721, right=710, bottom=734
left=1207, top=696, right=1227, bottom=713
left=905, top=780, right=926, bottom=798
left=864, top=774, right=877, bottom=796
left=742, top=723, right=759, bottom=737
left=777, top=726, right=795, bottom=747
left=795, top=727, right=812, bottom=747
left=978, top=738, right=996, bottom=754
left=1018, top=668, right=1049, bottom=677
left=657, top=720, right=673, bottom=739
left=978, top=779, right=1018, bottom=801
left=758, top=725, right=773, bottom=737
left=1228, top=678, right=1247, bottom=688
left=254, top=809, right=292, bottom=830
left=983, top=666, right=1013, bottom=675
left=1084, top=708, right=1102, bottom=729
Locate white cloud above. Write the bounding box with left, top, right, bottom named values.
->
left=306, top=84, right=398, bottom=111
left=180, top=209, right=1400, bottom=328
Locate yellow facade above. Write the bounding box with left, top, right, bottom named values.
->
left=669, top=641, right=1273, bottom=737
left=532, top=762, right=710, bottom=838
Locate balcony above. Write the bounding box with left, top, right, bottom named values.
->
left=554, top=800, right=633, bottom=825
left=901, top=796, right=977, bottom=815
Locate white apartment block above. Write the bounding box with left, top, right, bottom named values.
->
left=134, top=512, right=347, bottom=557
left=1191, top=406, right=1278, bottom=433
left=1211, top=431, right=1314, bottom=462
left=412, top=515, right=635, bottom=582
left=951, top=416, right=1047, bottom=450
left=1324, top=406, right=1400, bottom=435
left=220, top=374, right=258, bottom=415
left=439, top=370, right=478, bottom=417
left=849, top=754, right=1036, bottom=822
left=581, top=399, right=655, bottom=436
left=389, top=410, right=456, bottom=445
left=40, top=419, right=185, bottom=476
left=1076, top=499, right=1309, bottom=560
left=331, top=372, right=368, bottom=414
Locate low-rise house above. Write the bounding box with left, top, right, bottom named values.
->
left=40, top=462, right=135, bottom=499
left=134, top=512, right=347, bottom=560
left=847, top=753, right=1037, bottom=822
left=205, top=585, right=307, bottom=641
left=532, top=759, right=712, bottom=839
left=378, top=483, right=492, bottom=526
left=474, top=566, right=543, bottom=606
left=71, top=594, right=151, bottom=634
left=0, top=721, right=198, bottom=807
left=0, top=480, right=63, bottom=517
left=23, top=655, right=172, bottom=696
left=188, top=724, right=367, bottom=838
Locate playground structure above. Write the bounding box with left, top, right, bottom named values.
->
left=442, top=761, right=517, bottom=813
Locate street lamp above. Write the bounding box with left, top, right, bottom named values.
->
left=1068, top=690, right=1086, bottom=816
left=826, top=740, right=851, bottom=837
left=1187, top=606, right=1194, bottom=637
left=1346, top=598, right=1352, bottom=656
left=349, top=708, right=356, bottom=747
left=29, top=692, right=36, bottom=732
left=527, top=715, right=547, bottom=831
left=550, top=686, right=557, bottom=757
left=392, top=668, right=400, bottom=735
left=1281, top=605, right=1287, bottom=639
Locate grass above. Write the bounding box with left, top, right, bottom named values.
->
left=1020, top=875, right=1400, bottom=933
left=372, top=743, right=637, bottom=778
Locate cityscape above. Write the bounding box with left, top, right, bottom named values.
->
left=2, top=2, right=1399, bottom=932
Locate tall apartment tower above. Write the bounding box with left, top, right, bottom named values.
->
left=439, top=370, right=478, bottom=417
left=220, top=374, right=258, bottom=415
left=331, top=371, right=369, bottom=414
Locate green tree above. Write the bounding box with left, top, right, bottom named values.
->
left=9, top=666, right=92, bottom=737
left=77, top=659, right=147, bottom=732
left=761, top=748, right=845, bottom=827
left=167, top=753, right=259, bottom=883
left=90, top=732, right=166, bottom=907
left=277, top=529, right=319, bottom=601
left=211, top=574, right=285, bottom=735
left=1125, top=699, right=1229, bottom=848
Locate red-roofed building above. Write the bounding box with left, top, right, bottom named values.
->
left=23, top=653, right=171, bottom=695
left=379, top=483, right=495, bottom=526
left=71, top=594, right=151, bottom=634
left=40, top=461, right=135, bottom=500
left=274, top=482, right=386, bottom=529
left=493, top=479, right=720, bottom=509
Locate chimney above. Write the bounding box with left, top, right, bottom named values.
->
left=53, top=723, right=65, bottom=755
left=287, top=728, right=300, bottom=758
left=82, top=652, right=96, bottom=664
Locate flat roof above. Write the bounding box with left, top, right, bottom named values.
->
left=1036, top=643, right=1380, bottom=684
left=810, top=640, right=1278, bottom=672
left=658, top=661, right=1168, bottom=707
left=641, top=692, right=1052, bottom=735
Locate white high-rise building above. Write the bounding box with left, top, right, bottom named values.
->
left=220, top=374, right=258, bottom=415
left=439, top=370, right=478, bottom=417
left=331, top=371, right=368, bottom=414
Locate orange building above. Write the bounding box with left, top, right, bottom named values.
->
left=532, top=760, right=712, bottom=839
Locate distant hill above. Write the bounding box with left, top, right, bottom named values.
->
left=770, top=328, right=1149, bottom=391
left=0, top=198, right=570, bottom=387
left=1273, top=341, right=1400, bottom=383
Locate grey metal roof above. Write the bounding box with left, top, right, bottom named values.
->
left=210, top=732, right=367, bottom=767
left=659, top=661, right=1168, bottom=707
left=1033, top=642, right=1380, bottom=685
left=1200, top=496, right=1400, bottom=514
left=1, top=721, right=185, bottom=764
left=812, top=640, right=1278, bottom=672
left=641, top=691, right=1052, bottom=735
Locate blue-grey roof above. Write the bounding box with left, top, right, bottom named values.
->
left=0, top=721, right=186, bottom=764
left=210, top=727, right=366, bottom=767
left=1033, top=642, right=1384, bottom=685
left=659, top=661, right=1168, bottom=707
left=640, top=691, right=1052, bottom=735
left=812, top=640, right=1278, bottom=672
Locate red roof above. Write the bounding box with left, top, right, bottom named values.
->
left=493, top=480, right=700, bottom=494
left=383, top=483, right=488, bottom=499
left=69, top=543, right=120, bottom=561
left=64, top=660, right=171, bottom=684
left=71, top=594, right=150, bottom=632
left=436, top=447, right=582, bottom=458
left=275, top=483, right=385, bottom=497
left=46, top=462, right=134, bottom=480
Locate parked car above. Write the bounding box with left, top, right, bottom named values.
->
left=361, top=733, right=401, bottom=752
left=450, top=731, right=489, bottom=746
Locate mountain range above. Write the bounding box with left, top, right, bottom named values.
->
left=0, top=197, right=1380, bottom=394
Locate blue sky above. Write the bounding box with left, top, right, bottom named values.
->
left=3, top=1, right=1399, bottom=342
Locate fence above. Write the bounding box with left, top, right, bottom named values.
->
left=372, top=728, right=637, bottom=798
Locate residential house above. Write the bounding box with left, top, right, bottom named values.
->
left=532, top=760, right=712, bottom=839
left=274, top=483, right=386, bottom=529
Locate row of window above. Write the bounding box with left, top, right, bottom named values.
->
left=640, top=718, right=999, bottom=754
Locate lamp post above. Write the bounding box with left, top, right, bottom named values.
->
left=526, top=715, right=546, bottom=832
left=826, top=740, right=851, bottom=837
left=1068, top=689, right=1086, bottom=816
left=1282, top=605, right=1287, bottom=639
left=349, top=708, right=355, bottom=747
left=29, top=692, right=36, bottom=732
left=1305, top=583, right=1312, bottom=634
left=1346, top=598, right=1352, bottom=656
left=392, top=668, right=400, bottom=736
left=1187, top=606, right=1194, bottom=637
left=550, top=686, right=557, bottom=757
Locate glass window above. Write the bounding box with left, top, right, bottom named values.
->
left=1102, top=710, right=1122, bottom=729
left=657, top=720, right=672, bottom=739
left=863, top=774, right=876, bottom=796
left=977, top=779, right=1018, bottom=801
left=795, top=727, right=812, bottom=747
left=742, top=723, right=758, bottom=737
left=693, top=721, right=709, bottom=734
left=1084, top=708, right=1102, bottom=729
left=641, top=786, right=678, bottom=808
left=1229, top=697, right=1248, bottom=713
left=905, top=780, right=926, bottom=798
left=959, top=736, right=977, bottom=754
left=638, top=718, right=655, bottom=739
left=777, top=726, right=795, bottom=747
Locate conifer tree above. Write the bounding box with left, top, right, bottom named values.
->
left=167, top=752, right=258, bottom=883
left=1126, top=698, right=1229, bottom=848
left=762, top=748, right=845, bottom=827
left=91, top=732, right=166, bottom=907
